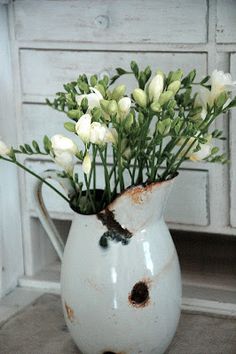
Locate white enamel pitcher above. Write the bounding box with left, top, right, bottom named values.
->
left=35, top=171, right=182, bottom=354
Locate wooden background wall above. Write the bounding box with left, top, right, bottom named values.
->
left=1, top=0, right=236, bottom=297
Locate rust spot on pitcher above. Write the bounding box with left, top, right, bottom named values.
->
left=97, top=208, right=132, bottom=248
left=128, top=278, right=152, bottom=308
left=65, top=302, right=75, bottom=322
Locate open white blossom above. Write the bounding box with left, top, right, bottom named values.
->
left=75, top=114, right=92, bottom=143
left=188, top=143, right=212, bottom=162
left=148, top=73, right=164, bottom=102
left=82, top=152, right=91, bottom=175
left=197, top=70, right=236, bottom=111
left=0, top=140, right=10, bottom=156
left=90, top=122, right=107, bottom=145
left=76, top=87, right=103, bottom=110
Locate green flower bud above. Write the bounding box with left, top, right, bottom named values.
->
left=124, top=113, right=134, bottom=130
left=100, top=99, right=110, bottom=113
left=67, top=109, right=82, bottom=120
left=108, top=100, right=118, bottom=115
left=111, top=85, right=126, bottom=101
left=133, top=88, right=147, bottom=108
left=157, top=118, right=172, bottom=135
left=215, top=91, right=228, bottom=108
left=159, top=90, right=174, bottom=106
left=167, top=80, right=181, bottom=95
left=170, top=69, right=183, bottom=83
left=150, top=101, right=162, bottom=112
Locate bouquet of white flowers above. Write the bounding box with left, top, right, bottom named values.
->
left=1, top=62, right=236, bottom=214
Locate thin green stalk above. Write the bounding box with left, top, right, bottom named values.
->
left=99, top=148, right=111, bottom=201
left=84, top=173, right=96, bottom=213
left=1, top=157, right=70, bottom=203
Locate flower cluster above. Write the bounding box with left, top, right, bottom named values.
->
left=1, top=62, right=236, bottom=214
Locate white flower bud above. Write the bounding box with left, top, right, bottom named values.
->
left=75, top=114, right=92, bottom=143
left=82, top=152, right=91, bottom=175
left=0, top=140, right=10, bottom=156
left=148, top=74, right=164, bottom=102
left=104, top=128, right=118, bottom=145
left=90, top=122, right=107, bottom=145
left=132, top=88, right=147, bottom=108
left=118, top=97, right=131, bottom=117
left=54, top=151, right=75, bottom=175
left=51, top=134, right=77, bottom=154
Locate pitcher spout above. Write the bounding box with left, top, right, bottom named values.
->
left=98, top=176, right=177, bottom=236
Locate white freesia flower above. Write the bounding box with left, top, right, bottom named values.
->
left=118, top=97, right=131, bottom=117
left=104, top=127, right=118, bottom=145
left=211, top=70, right=236, bottom=100
left=148, top=73, right=164, bottom=102
left=198, top=70, right=236, bottom=111
left=76, top=87, right=103, bottom=110
left=90, top=122, right=107, bottom=145
left=51, top=134, right=78, bottom=174
left=51, top=134, right=77, bottom=154
left=188, top=143, right=212, bottom=162
left=0, top=140, right=10, bottom=156
left=82, top=152, right=91, bottom=175
left=54, top=151, right=75, bottom=174
left=75, top=114, right=92, bottom=143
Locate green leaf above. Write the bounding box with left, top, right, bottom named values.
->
left=200, top=75, right=210, bottom=85
left=20, top=145, right=27, bottom=153
left=90, top=75, right=98, bottom=86
left=130, top=61, right=139, bottom=79
left=32, top=140, right=40, bottom=153
left=43, top=135, right=52, bottom=154
left=116, top=67, right=127, bottom=75
left=64, top=122, right=76, bottom=132
left=24, top=144, right=33, bottom=154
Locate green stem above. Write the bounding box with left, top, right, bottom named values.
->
left=1, top=157, right=70, bottom=203
left=99, top=148, right=111, bottom=201
left=84, top=173, right=96, bottom=213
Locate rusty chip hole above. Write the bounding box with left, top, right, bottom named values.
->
left=103, top=352, right=116, bottom=354
left=129, top=281, right=150, bottom=307
left=65, top=302, right=74, bottom=322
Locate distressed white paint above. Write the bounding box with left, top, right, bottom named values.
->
left=229, top=54, right=236, bottom=227
left=14, top=0, right=207, bottom=44
left=216, top=0, right=236, bottom=43
left=20, top=50, right=207, bottom=103
left=0, top=4, right=23, bottom=298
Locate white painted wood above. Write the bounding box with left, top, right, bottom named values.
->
left=165, top=170, right=209, bottom=226
left=14, top=0, right=207, bottom=44
left=229, top=53, right=236, bottom=227
left=20, top=50, right=207, bottom=103
left=0, top=4, right=23, bottom=298
left=216, top=0, right=236, bottom=43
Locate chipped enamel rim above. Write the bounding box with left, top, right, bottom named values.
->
left=71, top=173, right=179, bottom=216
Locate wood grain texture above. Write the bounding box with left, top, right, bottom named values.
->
left=230, top=54, right=236, bottom=227
left=20, top=49, right=207, bottom=102
left=14, top=0, right=207, bottom=44
left=216, top=0, right=236, bottom=43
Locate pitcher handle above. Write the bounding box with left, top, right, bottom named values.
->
left=34, top=170, right=75, bottom=261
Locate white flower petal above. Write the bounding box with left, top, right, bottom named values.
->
left=51, top=134, right=77, bottom=154
left=75, top=114, right=92, bottom=143
left=0, top=140, right=10, bottom=156
left=82, top=152, right=91, bottom=175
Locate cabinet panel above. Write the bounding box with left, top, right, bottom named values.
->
left=216, top=0, right=236, bottom=43
left=20, top=50, right=207, bottom=102
left=14, top=0, right=207, bottom=44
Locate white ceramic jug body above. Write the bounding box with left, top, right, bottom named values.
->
left=35, top=173, right=182, bottom=354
